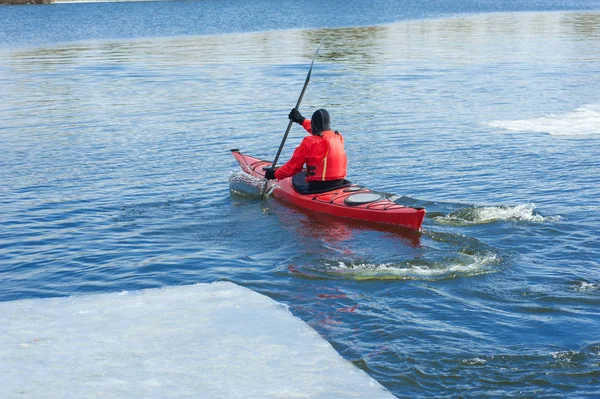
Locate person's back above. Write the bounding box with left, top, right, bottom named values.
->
left=265, top=108, right=347, bottom=191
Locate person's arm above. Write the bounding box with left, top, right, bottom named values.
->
left=274, top=137, right=310, bottom=180
left=300, top=119, right=312, bottom=134
left=289, top=108, right=312, bottom=134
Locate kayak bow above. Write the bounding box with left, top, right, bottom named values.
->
left=231, top=149, right=426, bottom=231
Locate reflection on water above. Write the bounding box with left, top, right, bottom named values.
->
left=563, top=12, right=600, bottom=39
left=275, top=202, right=423, bottom=247
left=304, top=26, right=388, bottom=65
left=6, top=11, right=600, bottom=69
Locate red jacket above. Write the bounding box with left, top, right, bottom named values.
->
left=274, top=119, right=347, bottom=182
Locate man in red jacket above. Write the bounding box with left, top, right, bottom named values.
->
left=265, top=108, right=348, bottom=191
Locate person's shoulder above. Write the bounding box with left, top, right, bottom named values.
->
left=322, top=130, right=342, bottom=137
left=298, top=135, right=319, bottom=149
left=302, top=134, right=321, bottom=142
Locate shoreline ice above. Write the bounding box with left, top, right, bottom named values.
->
left=1, top=282, right=394, bottom=398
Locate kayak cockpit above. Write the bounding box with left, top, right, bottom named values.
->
left=291, top=171, right=352, bottom=195
left=291, top=172, right=388, bottom=207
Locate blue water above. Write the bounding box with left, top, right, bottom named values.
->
left=2, top=0, right=600, bottom=397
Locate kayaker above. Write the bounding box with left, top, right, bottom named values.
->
left=265, top=108, right=348, bottom=191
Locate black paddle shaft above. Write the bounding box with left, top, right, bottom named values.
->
left=270, top=42, right=322, bottom=169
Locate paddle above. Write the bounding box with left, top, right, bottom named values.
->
left=260, top=42, right=322, bottom=198
left=270, top=41, right=323, bottom=169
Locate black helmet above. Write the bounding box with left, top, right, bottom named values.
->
left=311, top=109, right=330, bottom=135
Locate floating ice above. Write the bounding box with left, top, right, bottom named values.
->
left=488, top=104, right=600, bottom=136
left=0, top=282, right=394, bottom=399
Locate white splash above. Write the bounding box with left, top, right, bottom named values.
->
left=329, top=254, right=499, bottom=280
left=550, top=350, right=578, bottom=362
left=461, top=357, right=487, bottom=366
left=434, top=203, right=560, bottom=225
left=575, top=281, right=600, bottom=293
left=229, top=171, right=274, bottom=198
left=474, top=203, right=547, bottom=223
left=488, top=104, right=600, bottom=136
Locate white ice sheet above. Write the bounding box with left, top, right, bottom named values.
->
left=0, top=282, right=395, bottom=398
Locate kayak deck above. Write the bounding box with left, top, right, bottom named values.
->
left=231, top=149, right=425, bottom=231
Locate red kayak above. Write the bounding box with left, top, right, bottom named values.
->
left=231, top=149, right=426, bottom=231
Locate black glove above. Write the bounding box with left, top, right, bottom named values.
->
left=288, top=108, right=305, bottom=124
left=264, top=167, right=277, bottom=180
